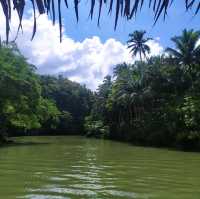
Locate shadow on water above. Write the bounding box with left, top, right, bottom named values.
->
left=0, top=140, right=51, bottom=148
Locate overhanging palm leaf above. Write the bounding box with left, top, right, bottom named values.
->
left=0, top=0, right=199, bottom=42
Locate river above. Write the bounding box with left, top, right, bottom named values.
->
left=0, top=136, right=200, bottom=199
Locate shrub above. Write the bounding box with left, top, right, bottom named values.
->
left=84, top=116, right=109, bottom=138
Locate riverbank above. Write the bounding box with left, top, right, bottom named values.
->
left=0, top=134, right=14, bottom=146
left=1, top=133, right=200, bottom=153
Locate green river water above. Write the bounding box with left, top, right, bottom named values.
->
left=0, top=136, right=200, bottom=199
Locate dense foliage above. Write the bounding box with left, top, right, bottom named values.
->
left=1, top=29, right=200, bottom=151
left=85, top=29, right=200, bottom=150
left=0, top=42, right=92, bottom=140
left=40, top=75, right=93, bottom=134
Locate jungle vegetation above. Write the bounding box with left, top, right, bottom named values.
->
left=0, top=41, right=93, bottom=142
left=85, top=29, right=200, bottom=150
left=1, top=29, right=200, bottom=151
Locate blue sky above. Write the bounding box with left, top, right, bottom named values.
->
left=61, top=1, right=200, bottom=47
left=0, top=1, right=199, bottom=90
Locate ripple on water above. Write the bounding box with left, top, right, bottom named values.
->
left=69, top=183, right=116, bottom=190
left=49, top=177, right=67, bottom=181
left=17, top=194, right=68, bottom=199
left=63, top=173, right=101, bottom=182
left=103, top=190, right=152, bottom=199
left=29, top=186, right=97, bottom=197
left=2, top=136, right=200, bottom=199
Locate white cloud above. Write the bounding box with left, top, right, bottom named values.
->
left=147, top=40, right=163, bottom=56
left=197, top=39, right=200, bottom=46
left=0, top=9, right=163, bottom=90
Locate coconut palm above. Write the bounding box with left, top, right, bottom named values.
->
left=112, top=63, right=148, bottom=124
left=166, top=29, right=200, bottom=68
left=127, top=30, right=152, bottom=61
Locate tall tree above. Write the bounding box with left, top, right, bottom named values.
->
left=40, top=75, right=93, bottom=134
left=127, top=30, right=152, bottom=61
left=166, top=29, right=200, bottom=70
left=0, top=43, right=60, bottom=138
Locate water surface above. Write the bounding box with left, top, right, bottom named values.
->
left=0, top=136, right=200, bottom=199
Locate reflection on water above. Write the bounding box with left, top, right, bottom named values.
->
left=1, top=136, right=200, bottom=199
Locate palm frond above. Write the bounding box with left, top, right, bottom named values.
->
left=127, top=30, right=152, bottom=60
left=165, top=47, right=182, bottom=58
left=143, top=44, right=151, bottom=54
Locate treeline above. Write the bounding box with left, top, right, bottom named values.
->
left=1, top=29, right=200, bottom=151
left=0, top=42, right=93, bottom=141
left=85, top=29, right=200, bottom=150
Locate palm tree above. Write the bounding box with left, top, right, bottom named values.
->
left=127, top=30, right=152, bottom=61
left=113, top=63, right=130, bottom=77
left=112, top=63, right=148, bottom=124
left=166, top=29, right=200, bottom=70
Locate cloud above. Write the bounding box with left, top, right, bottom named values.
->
left=0, top=9, right=163, bottom=90
left=197, top=39, right=200, bottom=46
